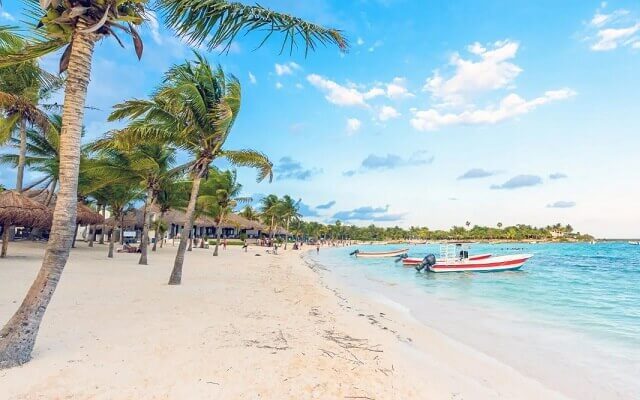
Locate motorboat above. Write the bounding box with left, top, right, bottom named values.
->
left=350, top=248, right=409, bottom=258
left=415, top=243, right=532, bottom=273
left=401, top=253, right=491, bottom=266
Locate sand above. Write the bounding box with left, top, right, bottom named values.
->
left=0, top=241, right=568, bottom=399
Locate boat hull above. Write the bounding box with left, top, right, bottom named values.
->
left=428, top=254, right=533, bottom=273
left=355, top=248, right=409, bottom=258
left=402, top=253, right=492, bottom=266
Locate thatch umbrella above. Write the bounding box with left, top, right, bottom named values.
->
left=0, top=190, right=52, bottom=257
left=72, top=203, right=105, bottom=248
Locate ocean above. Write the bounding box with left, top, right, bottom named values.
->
left=309, top=242, right=640, bottom=399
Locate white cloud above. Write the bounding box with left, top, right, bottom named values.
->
left=378, top=106, right=401, bottom=121
left=295, top=83, right=304, bottom=89
left=591, top=23, right=640, bottom=51
left=307, top=74, right=370, bottom=107
left=411, top=89, right=576, bottom=131
left=385, top=77, right=414, bottom=99
left=275, top=62, right=301, bottom=76
left=306, top=75, right=410, bottom=107
left=368, top=40, right=383, bottom=52
left=248, top=72, right=257, bottom=84
left=424, top=40, right=522, bottom=106
left=275, top=82, right=283, bottom=90
left=356, top=37, right=365, bottom=46
left=1, top=11, right=15, bottom=21
left=346, top=118, right=362, bottom=135
left=586, top=5, right=640, bottom=51
left=146, top=11, right=162, bottom=45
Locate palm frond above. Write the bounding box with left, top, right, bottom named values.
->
left=158, top=0, right=348, bottom=55
left=220, top=149, right=273, bottom=182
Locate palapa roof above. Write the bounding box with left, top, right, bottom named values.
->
left=76, top=203, right=104, bottom=226
left=0, top=190, right=52, bottom=228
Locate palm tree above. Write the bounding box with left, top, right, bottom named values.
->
left=239, top=205, right=259, bottom=222
left=0, top=1, right=345, bottom=368
left=260, top=194, right=281, bottom=239
left=198, top=169, right=250, bottom=256
left=109, top=57, right=273, bottom=284
left=279, top=195, right=301, bottom=250
left=153, top=178, right=190, bottom=251
left=91, top=138, right=186, bottom=265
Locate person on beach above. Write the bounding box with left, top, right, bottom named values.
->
left=223, top=238, right=227, bottom=250
left=242, top=239, right=248, bottom=252
left=316, top=244, right=320, bottom=254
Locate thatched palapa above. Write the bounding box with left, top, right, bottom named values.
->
left=0, top=190, right=52, bottom=229
left=76, top=203, right=105, bottom=226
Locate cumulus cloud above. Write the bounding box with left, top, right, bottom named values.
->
left=587, top=4, right=640, bottom=51
left=547, top=201, right=576, bottom=208
left=457, top=168, right=498, bottom=180
left=274, top=157, right=322, bottom=180
left=356, top=37, right=365, bottom=46
left=1, top=10, right=15, bottom=21
left=491, top=175, right=543, bottom=190
left=549, top=172, right=568, bottom=180
left=275, top=62, right=301, bottom=76
left=248, top=72, right=257, bottom=84
left=424, top=40, right=522, bottom=105
left=316, top=201, right=336, bottom=210
left=378, top=105, right=401, bottom=121
left=410, top=89, right=576, bottom=131
left=346, top=118, right=362, bottom=134
left=275, top=82, right=283, bottom=90
left=145, top=11, right=162, bottom=45
left=306, top=75, right=412, bottom=108
left=333, top=205, right=403, bottom=222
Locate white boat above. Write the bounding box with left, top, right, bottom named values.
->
left=416, top=243, right=532, bottom=273
left=629, top=241, right=640, bottom=245
left=351, top=248, right=409, bottom=258
left=401, top=253, right=491, bottom=266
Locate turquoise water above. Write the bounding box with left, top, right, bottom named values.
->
left=310, top=242, right=640, bottom=398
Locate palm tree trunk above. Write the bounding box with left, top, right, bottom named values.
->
left=168, top=173, right=203, bottom=285
left=88, top=225, right=94, bottom=247
left=152, top=210, right=165, bottom=252
left=1, top=224, right=9, bottom=258
left=44, top=180, right=57, bottom=207
left=108, top=220, right=117, bottom=258
left=213, top=216, right=225, bottom=256
left=71, top=224, right=79, bottom=248
left=99, top=205, right=106, bottom=244
left=188, top=229, right=193, bottom=251
left=16, top=120, right=27, bottom=193
left=138, top=188, right=154, bottom=265
left=284, top=218, right=290, bottom=250
left=0, top=30, right=95, bottom=369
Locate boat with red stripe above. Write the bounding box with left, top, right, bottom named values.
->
left=413, top=242, right=533, bottom=273
left=401, top=253, right=491, bottom=266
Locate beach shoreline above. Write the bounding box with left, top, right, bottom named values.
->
left=1, top=241, right=569, bottom=399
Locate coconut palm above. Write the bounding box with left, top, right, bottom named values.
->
left=279, top=195, right=301, bottom=249
left=198, top=168, right=250, bottom=256
left=0, top=1, right=346, bottom=369
left=152, top=177, right=190, bottom=251
left=260, top=194, right=281, bottom=239
left=90, top=137, right=187, bottom=265
left=108, top=57, right=273, bottom=284
left=239, top=205, right=259, bottom=221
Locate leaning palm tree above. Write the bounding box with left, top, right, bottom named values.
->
left=198, top=168, right=250, bottom=256
left=109, top=57, right=273, bottom=285
left=0, top=1, right=346, bottom=369
left=279, top=195, right=301, bottom=250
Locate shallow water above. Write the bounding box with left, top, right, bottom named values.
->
left=311, top=242, right=640, bottom=399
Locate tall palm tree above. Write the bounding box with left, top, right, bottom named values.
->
left=109, top=57, right=273, bottom=285
left=279, top=195, right=301, bottom=250
left=153, top=177, right=190, bottom=251
left=0, top=1, right=346, bottom=369
left=198, top=168, right=250, bottom=256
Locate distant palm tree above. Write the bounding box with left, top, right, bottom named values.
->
left=279, top=195, right=301, bottom=249
left=465, top=221, right=471, bottom=229
left=239, top=205, right=259, bottom=222
left=0, top=1, right=345, bottom=369
left=108, top=57, right=272, bottom=284
left=198, top=169, right=250, bottom=256
left=260, top=195, right=281, bottom=239
left=497, top=222, right=503, bottom=229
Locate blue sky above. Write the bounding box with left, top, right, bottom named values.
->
left=1, top=0, right=639, bottom=237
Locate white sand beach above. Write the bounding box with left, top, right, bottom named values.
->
left=0, top=241, right=567, bottom=399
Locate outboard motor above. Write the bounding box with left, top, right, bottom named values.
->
left=349, top=249, right=360, bottom=256
left=415, top=253, right=437, bottom=272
